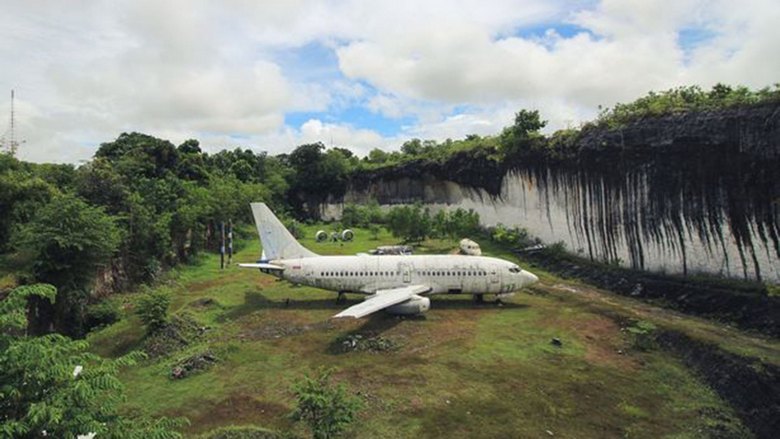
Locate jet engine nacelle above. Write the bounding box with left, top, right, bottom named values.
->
left=315, top=230, right=328, bottom=242
left=340, top=229, right=354, bottom=241
left=386, top=295, right=430, bottom=315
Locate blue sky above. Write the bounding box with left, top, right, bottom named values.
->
left=0, top=0, right=778, bottom=162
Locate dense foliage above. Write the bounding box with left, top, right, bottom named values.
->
left=384, top=204, right=481, bottom=243
left=595, top=83, right=780, bottom=128
left=0, top=284, right=185, bottom=438
left=136, top=289, right=172, bottom=334
left=290, top=369, right=362, bottom=439
left=1, top=133, right=286, bottom=336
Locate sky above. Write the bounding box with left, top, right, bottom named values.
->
left=0, top=0, right=778, bottom=163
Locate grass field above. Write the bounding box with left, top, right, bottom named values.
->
left=87, top=224, right=777, bottom=438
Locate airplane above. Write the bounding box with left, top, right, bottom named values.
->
left=239, top=203, right=539, bottom=318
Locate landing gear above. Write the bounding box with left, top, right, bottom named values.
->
left=473, top=294, right=484, bottom=303
left=337, top=291, right=346, bottom=303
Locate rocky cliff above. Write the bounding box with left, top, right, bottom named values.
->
left=327, top=103, right=780, bottom=283
left=576, top=102, right=780, bottom=158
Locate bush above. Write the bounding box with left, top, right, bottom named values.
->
left=85, top=300, right=121, bottom=331
left=386, top=204, right=431, bottom=242
left=136, top=289, right=171, bottom=333
left=490, top=223, right=534, bottom=248
left=341, top=201, right=384, bottom=228
left=291, top=369, right=362, bottom=439
left=626, top=320, right=657, bottom=351
left=431, top=208, right=481, bottom=239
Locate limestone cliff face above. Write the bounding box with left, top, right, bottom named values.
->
left=575, top=102, right=780, bottom=157
left=324, top=103, right=780, bottom=282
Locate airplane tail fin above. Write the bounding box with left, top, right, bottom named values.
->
left=250, top=203, right=318, bottom=260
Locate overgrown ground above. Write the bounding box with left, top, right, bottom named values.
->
left=88, top=225, right=779, bottom=438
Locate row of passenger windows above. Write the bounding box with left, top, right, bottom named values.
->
left=318, top=270, right=489, bottom=277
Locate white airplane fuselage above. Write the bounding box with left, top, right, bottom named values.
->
left=242, top=202, right=539, bottom=317
left=270, top=254, right=536, bottom=296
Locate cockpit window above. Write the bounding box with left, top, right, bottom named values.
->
left=508, top=266, right=521, bottom=273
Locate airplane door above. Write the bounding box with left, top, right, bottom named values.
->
left=489, top=269, right=499, bottom=284
left=400, top=263, right=411, bottom=283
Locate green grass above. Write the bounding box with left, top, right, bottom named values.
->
left=86, top=224, right=771, bottom=438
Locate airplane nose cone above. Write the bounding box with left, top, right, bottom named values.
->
left=522, top=271, right=539, bottom=286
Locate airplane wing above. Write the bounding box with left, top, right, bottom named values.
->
left=333, top=284, right=430, bottom=319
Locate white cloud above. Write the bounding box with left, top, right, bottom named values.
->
left=0, top=0, right=777, bottom=163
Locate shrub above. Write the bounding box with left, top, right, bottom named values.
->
left=85, top=300, right=121, bottom=331
left=626, top=320, right=657, bottom=351
left=291, top=369, right=362, bottom=439
left=490, top=223, right=534, bottom=248
left=136, top=289, right=171, bottom=333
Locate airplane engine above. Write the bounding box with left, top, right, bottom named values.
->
left=340, top=229, right=354, bottom=241
left=386, top=295, right=430, bottom=315
left=315, top=230, right=328, bottom=242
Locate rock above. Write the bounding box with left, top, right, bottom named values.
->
left=335, top=334, right=399, bottom=353
left=551, top=338, right=563, bottom=347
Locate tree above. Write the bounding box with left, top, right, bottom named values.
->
left=366, top=148, right=389, bottom=164
left=430, top=208, right=481, bottom=239
left=291, top=369, right=362, bottom=439
left=386, top=204, right=431, bottom=242
left=500, top=109, right=547, bottom=156
left=0, top=284, right=186, bottom=438
left=136, top=289, right=171, bottom=334
left=400, top=139, right=423, bottom=156
left=12, top=194, right=121, bottom=336
left=0, top=171, right=55, bottom=250
left=287, top=143, right=350, bottom=216
left=95, top=132, right=179, bottom=179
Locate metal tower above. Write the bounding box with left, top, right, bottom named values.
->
left=1, top=90, right=21, bottom=156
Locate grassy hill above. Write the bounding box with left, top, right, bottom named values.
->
left=87, top=225, right=778, bottom=438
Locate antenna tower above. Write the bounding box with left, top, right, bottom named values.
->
left=1, top=90, right=21, bottom=156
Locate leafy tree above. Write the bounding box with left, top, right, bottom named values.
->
left=136, top=289, right=171, bottom=334
left=490, top=224, right=534, bottom=248
left=365, top=148, right=389, bottom=164
left=0, top=171, right=55, bottom=250
left=287, top=143, right=350, bottom=216
left=12, top=194, right=121, bottom=336
left=431, top=208, right=481, bottom=239
left=386, top=204, right=431, bottom=242
left=0, top=284, right=186, bottom=438
left=340, top=201, right=384, bottom=228
left=75, top=158, right=130, bottom=215
left=96, top=132, right=179, bottom=179
left=291, top=369, right=362, bottom=439
left=500, top=109, right=547, bottom=156
left=400, top=138, right=423, bottom=156
left=13, top=194, right=121, bottom=291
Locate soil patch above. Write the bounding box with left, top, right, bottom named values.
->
left=185, top=394, right=288, bottom=434
left=237, top=319, right=336, bottom=341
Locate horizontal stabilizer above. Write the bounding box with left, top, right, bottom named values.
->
left=238, top=262, right=285, bottom=271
